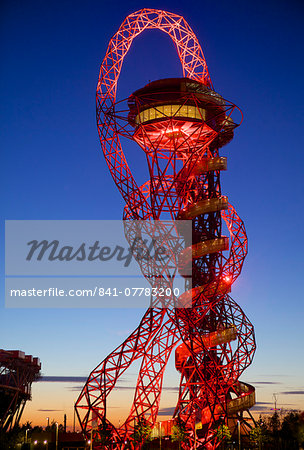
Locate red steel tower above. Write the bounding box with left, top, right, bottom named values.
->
left=75, top=9, right=256, bottom=448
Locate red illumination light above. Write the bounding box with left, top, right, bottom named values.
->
left=223, top=275, right=232, bottom=283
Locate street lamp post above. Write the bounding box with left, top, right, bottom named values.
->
left=25, top=428, right=30, bottom=444
left=193, top=409, right=197, bottom=449
left=55, top=422, right=59, bottom=450
left=159, top=421, right=161, bottom=449
left=237, top=419, right=241, bottom=450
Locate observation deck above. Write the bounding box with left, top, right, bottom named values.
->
left=128, top=78, right=237, bottom=151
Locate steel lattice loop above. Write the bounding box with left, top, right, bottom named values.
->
left=76, top=8, right=256, bottom=449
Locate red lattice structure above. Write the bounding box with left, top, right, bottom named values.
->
left=75, top=9, right=256, bottom=448
left=0, top=350, right=41, bottom=431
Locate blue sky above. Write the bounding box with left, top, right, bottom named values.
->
left=1, top=0, right=304, bottom=428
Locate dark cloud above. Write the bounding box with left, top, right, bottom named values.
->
left=163, top=387, right=179, bottom=392
left=250, top=381, right=282, bottom=385
left=281, top=391, right=304, bottom=395
left=73, top=385, right=179, bottom=392
left=107, top=385, right=134, bottom=390
left=37, top=409, right=64, bottom=412
left=68, top=384, right=136, bottom=392
left=39, top=375, right=128, bottom=384
left=39, top=376, right=87, bottom=383
left=158, top=407, right=175, bottom=416
left=67, top=385, right=84, bottom=392
left=251, top=405, right=270, bottom=411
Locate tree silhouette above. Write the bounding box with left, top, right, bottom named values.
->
left=93, top=417, right=113, bottom=447
left=250, top=417, right=270, bottom=449
left=171, top=417, right=190, bottom=449
left=280, top=411, right=304, bottom=449
left=132, top=417, right=152, bottom=447
left=216, top=423, right=231, bottom=449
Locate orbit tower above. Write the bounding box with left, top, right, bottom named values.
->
left=75, top=9, right=256, bottom=448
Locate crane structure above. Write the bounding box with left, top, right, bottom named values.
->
left=75, top=9, right=256, bottom=448
left=0, top=349, right=41, bottom=431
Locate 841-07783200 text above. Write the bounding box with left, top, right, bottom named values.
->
left=8, top=286, right=181, bottom=298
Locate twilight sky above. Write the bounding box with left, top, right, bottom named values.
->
left=1, top=0, right=304, bottom=430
